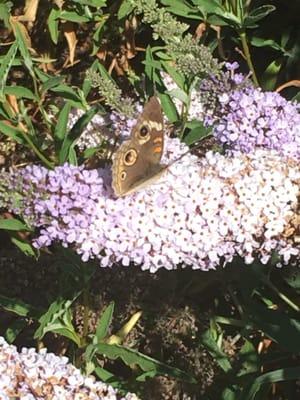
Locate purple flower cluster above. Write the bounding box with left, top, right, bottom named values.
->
left=5, top=137, right=300, bottom=272
left=6, top=164, right=108, bottom=246
left=198, top=63, right=300, bottom=161
left=0, top=337, right=138, bottom=399
left=213, top=87, right=300, bottom=160
left=163, top=63, right=300, bottom=161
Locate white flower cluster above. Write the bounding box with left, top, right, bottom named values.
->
left=68, top=104, right=144, bottom=151
left=83, top=138, right=299, bottom=271
left=0, top=337, right=139, bottom=400
left=68, top=109, right=111, bottom=151
left=161, top=72, right=204, bottom=120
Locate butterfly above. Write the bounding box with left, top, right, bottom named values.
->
left=112, top=96, right=166, bottom=197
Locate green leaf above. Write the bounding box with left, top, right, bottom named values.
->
left=14, top=22, right=34, bottom=76
left=92, top=15, right=107, bottom=55
left=246, top=5, right=276, bottom=23
left=158, top=93, right=179, bottom=123
left=34, top=297, right=76, bottom=340
left=50, top=84, right=84, bottom=108
left=39, top=309, right=81, bottom=346
left=261, top=58, right=284, bottom=91
left=243, top=302, right=300, bottom=353
left=191, top=0, right=225, bottom=16
left=58, top=106, right=100, bottom=164
left=0, top=294, right=41, bottom=318
left=0, top=218, right=31, bottom=231
left=95, top=302, right=115, bottom=342
left=54, top=102, right=71, bottom=146
left=94, top=365, right=129, bottom=393
left=68, top=145, right=78, bottom=165
left=83, top=146, right=102, bottom=159
left=47, top=9, right=60, bottom=44
left=10, top=235, right=37, bottom=258
left=250, top=37, right=287, bottom=54
left=0, top=42, right=18, bottom=101
left=0, top=55, right=22, bottom=67
left=59, top=10, right=90, bottom=23
left=34, top=67, right=52, bottom=83
left=94, top=343, right=196, bottom=383
left=238, top=340, right=259, bottom=376
left=160, top=0, right=201, bottom=19
left=0, top=2, right=12, bottom=27
left=167, top=88, right=189, bottom=105
left=0, top=121, right=26, bottom=144
left=94, top=366, right=117, bottom=383
left=161, top=62, right=185, bottom=90
left=3, top=85, right=37, bottom=100
left=241, top=366, right=300, bottom=400
left=118, top=0, right=135, bottom=19
left=83, top=0, right=106, bottom=6
left=221, top=388, right=236, bottom=400
left=220, top=11, right=242, bottom=27
left=183, top=123, right=211, bottom=145
left=201, top=329, right=232, bottom=372
left=144, top=46, right=162, bottom=84
left=41, top=75, right=65, bottom=94
left=206, top=14, right=234, bottom=26
left=5, top=318, right=28, bottom=343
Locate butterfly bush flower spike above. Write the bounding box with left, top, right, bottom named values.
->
left=4, top=136, right=300, bottom=272
left=0, top=337, right=139, bottom=399
left=198, top=65, right=300, bottom=161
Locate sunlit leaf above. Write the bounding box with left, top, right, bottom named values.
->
left=0, top=218, right=31, bottom=231
left=94, top=343, right=196, bottom=383
left=95, top=302, right=115, bottom=342
left=241, top=366, right=300, bottom=400
left=0, top=42, right=18, bottom=101
left=118, top=0, right=135, bottom=19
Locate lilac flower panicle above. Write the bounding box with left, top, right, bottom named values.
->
left=5, top=136, right=300, bottom=272
left=163, top=64, right=300, bottom=162
left=2, top=80, right=300, bottom=272
left=0, top=337, right=139, bottom=399
left=198, top=67, right=300, bottom=161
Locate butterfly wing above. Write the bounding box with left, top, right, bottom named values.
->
left=112, top=97, right=164, bottom=197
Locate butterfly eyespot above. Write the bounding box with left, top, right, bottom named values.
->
left=123, top=148, right=137, bottom=166
left=120, top=171, right=127, bottom=180
left=140, top=125, right=149, bottom=137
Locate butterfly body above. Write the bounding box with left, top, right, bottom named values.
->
left=112, top=97, right=165, bottom=197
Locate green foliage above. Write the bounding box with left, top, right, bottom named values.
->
left=0, top=0, right=299, bottom=398
left=84, top=302, right=196, bottom=388
left=197, top=263, right=300, bottom=399
left=87, top=63, right=135, bottom=116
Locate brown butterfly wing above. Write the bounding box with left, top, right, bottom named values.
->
left=112, top=97, right=164, bottom=197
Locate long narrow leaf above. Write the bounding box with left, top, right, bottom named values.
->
left=94, top=343, right=196, bottom=383
left=0, top=218, right=32, bottom=231
left=0, top=294, right=41, bottom=318
left=58, top=106, right=100, bottom=164
left=54, top=102, right=72, bottom=146
left=0, top=42, right=18, bottom=101
left=241, top=366, right=300, bottom=400
left=13, top=21, right=34, bottom=76
left=95, top=302, right=115, bottom=342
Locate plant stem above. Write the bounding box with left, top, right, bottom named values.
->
left=239, top=31, right=259, bottom=87
left=20, top=130, right=54, bottom=169
left=82, top=284, right=90, bottom=343
left=264, top=279, right=300, bottom=312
